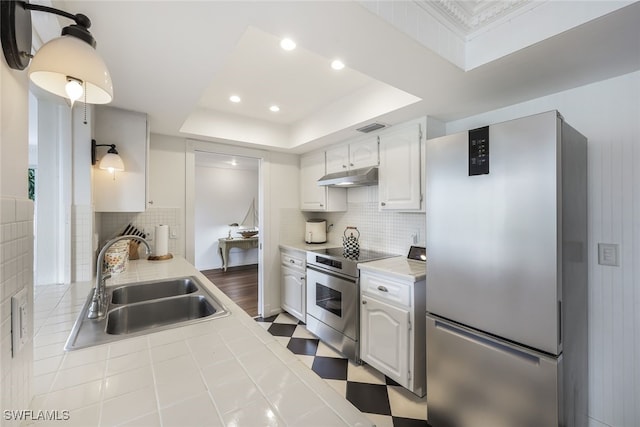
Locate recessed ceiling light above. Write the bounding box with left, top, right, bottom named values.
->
left=269, top=105, right=280, bottom=112
left=229, top=95, right=241, bottom=103
left=331, top=59, right=345, bottom=70
left=280, top=38, right=296, bottom=51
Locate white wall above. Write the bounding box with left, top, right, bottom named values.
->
left=445, top=70, right=640, bottom=427
left=1, top=56, right=35, bottom=424
left=194, top=163, right=258, bottom=270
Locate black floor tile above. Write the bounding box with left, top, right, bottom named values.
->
left=385, top=375, right=402, bottom=387
left=267, top=323, right=297, bottom=337
left=393, top=417, right=432, bottom=427
left=311, top=356, right=348, bottom=380
left=287, top=338, right=319, bottom=356
left=255, top=315, right=278, bottom=323
left=346, top=382, right=391, bottom=415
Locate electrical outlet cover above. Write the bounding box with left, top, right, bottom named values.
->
left=11, top=288, right=28, bottom=357
left=598, top=243, right=619, bottom=266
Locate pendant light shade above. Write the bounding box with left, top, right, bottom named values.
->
left=29, top=35, right=113, bottom=104
left=1, top=0, right=113, bottom=104
left=99, top=152, right=124, bottom=172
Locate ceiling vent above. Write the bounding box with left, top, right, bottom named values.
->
left=356, top=122, right=387, bottom=133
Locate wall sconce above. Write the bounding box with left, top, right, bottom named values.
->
left=92, top=139, right=124, bottom=174
left=1, top=0, right=113, bottom=105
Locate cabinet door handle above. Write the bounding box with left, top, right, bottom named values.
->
left=290, top=259, right=295, bottom=263
left=381, top=202, right=386, bottom=207
left=362, top=300, right=367, bottom=305
left=350, top=163, right=354, bottom=167
left=377, top=285, right=389, bottom=292
left=342, top=164, right=347, bottom=169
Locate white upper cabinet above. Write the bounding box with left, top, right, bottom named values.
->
left=300, top=151, right=347, bottom=212
left=378, top=123, right=422, bottom=211
left=326, top=137, right=379, bottom=174
left=93, top=106, right=149, bottom=212
left=349, top=136, right=379, bottom=170
left=325, top=145, right=349, bottom=174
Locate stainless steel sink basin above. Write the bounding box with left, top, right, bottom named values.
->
left=106, top=295, right=215, bottom=335
left=65, top=276, right=229, bottom=350
left=111, top=277, right=198, bottom=304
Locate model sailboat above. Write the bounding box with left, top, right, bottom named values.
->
left=237, top=198, right=258, bottom=238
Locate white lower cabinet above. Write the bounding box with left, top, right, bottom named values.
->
left=360, top=270, right=426, bottom=396
left=361, top=295, right=410, bottom=381
left=280, top=249, right=306, bottom=322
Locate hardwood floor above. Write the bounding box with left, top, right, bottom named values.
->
left=201, top=264, right=258, bottom=317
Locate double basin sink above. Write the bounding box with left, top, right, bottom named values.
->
left=65, top=276, right=230, bottom=350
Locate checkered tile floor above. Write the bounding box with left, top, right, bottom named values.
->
left=256, top=312, right=430, bottom=427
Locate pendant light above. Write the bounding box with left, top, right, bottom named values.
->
left=92, top=140, right=124, bottom=173
left=1, top=0, right=113, bottom=104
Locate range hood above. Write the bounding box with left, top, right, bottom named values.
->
left=317, top=166, right=378, bottom=187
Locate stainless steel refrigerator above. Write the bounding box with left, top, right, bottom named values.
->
left=425, top=111, right=587, bottom=427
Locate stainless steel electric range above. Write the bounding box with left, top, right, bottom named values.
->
left=305, top=247, right=398, bottom=363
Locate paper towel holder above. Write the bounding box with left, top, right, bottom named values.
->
left=148, top=253, right=173, bottom=261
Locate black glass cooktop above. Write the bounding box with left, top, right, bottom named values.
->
left=311, top=247, right=398, bottom=263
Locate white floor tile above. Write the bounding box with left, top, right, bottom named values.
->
left=296, top=354, right=315, bottom=368
left=294, top=405, right=351, bottom=427
left=324, top=379, right=347, bottom=398
left=273, top=312, right=299, bottom=324
left=387, top=385, right=428, bottom=420
left=292, top=326, right=317, bottom=339
left=347, top=363, right=386, bottom=385
left=365, top=412, right=395, bottom=427
left=315, top=341, right=344, bottom=358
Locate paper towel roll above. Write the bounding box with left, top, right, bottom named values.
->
left=154, top=225, right=169, bottom=256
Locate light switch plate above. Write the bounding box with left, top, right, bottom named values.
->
left=11, top=288, right=28, bottom=357
left=598, top=243, right=619, bottom=266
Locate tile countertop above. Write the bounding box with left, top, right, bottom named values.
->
left=29, top=257, right=373, bottom=427
left=357, top=256, right=427, bottom=282
left=279, top=242, right=339, bottom=253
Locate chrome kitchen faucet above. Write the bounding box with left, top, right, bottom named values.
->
left=87, top=235, right=151, bottom=319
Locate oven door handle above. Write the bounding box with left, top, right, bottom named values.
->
left=306, top=264, right=357, bottom=283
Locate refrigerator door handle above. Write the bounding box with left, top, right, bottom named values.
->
left=434, top=320, right=541, bottom=365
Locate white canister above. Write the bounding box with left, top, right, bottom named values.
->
left=103, top=240, right=130, bottom=274
left=305, top=219, right=327, bottom=243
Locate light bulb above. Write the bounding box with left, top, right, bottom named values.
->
left=331, top=60, right=345, bottom=70
left=280, top=38, right=296, bottom=51
left=107, top=167, right=115, bottom=174
left=65, top=78, right=84, bottom=106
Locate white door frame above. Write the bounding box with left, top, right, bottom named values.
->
left=185, top=139, right=269, bottom=316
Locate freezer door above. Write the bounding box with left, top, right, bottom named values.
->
left=426, top=111, right=561, bottom=354
left=426, top=315, right=559, bottom=427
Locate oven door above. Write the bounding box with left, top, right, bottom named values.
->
left=306, top=265, right=358, bottom=341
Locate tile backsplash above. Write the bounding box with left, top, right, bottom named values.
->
left=319, top=202, right=426, bottom=256
left=0, top=197, right=34, bottom=423
left=98, top=208, right=183, bottom=257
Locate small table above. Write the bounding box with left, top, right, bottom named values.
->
left=218, top=237, right=259, bottom=271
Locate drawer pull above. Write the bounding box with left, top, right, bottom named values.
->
left=362, top=300, right=367, bottom=305
left=290, top=259, right=295, bottom=263
left=377, top=285, right=389, bottom=292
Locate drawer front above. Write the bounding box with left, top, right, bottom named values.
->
left=361, top=273, right=411, bottom=307
left=281, top=253, right=305, bottom=271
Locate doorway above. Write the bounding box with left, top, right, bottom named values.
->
left=190, top=149, right=262, bottom=317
